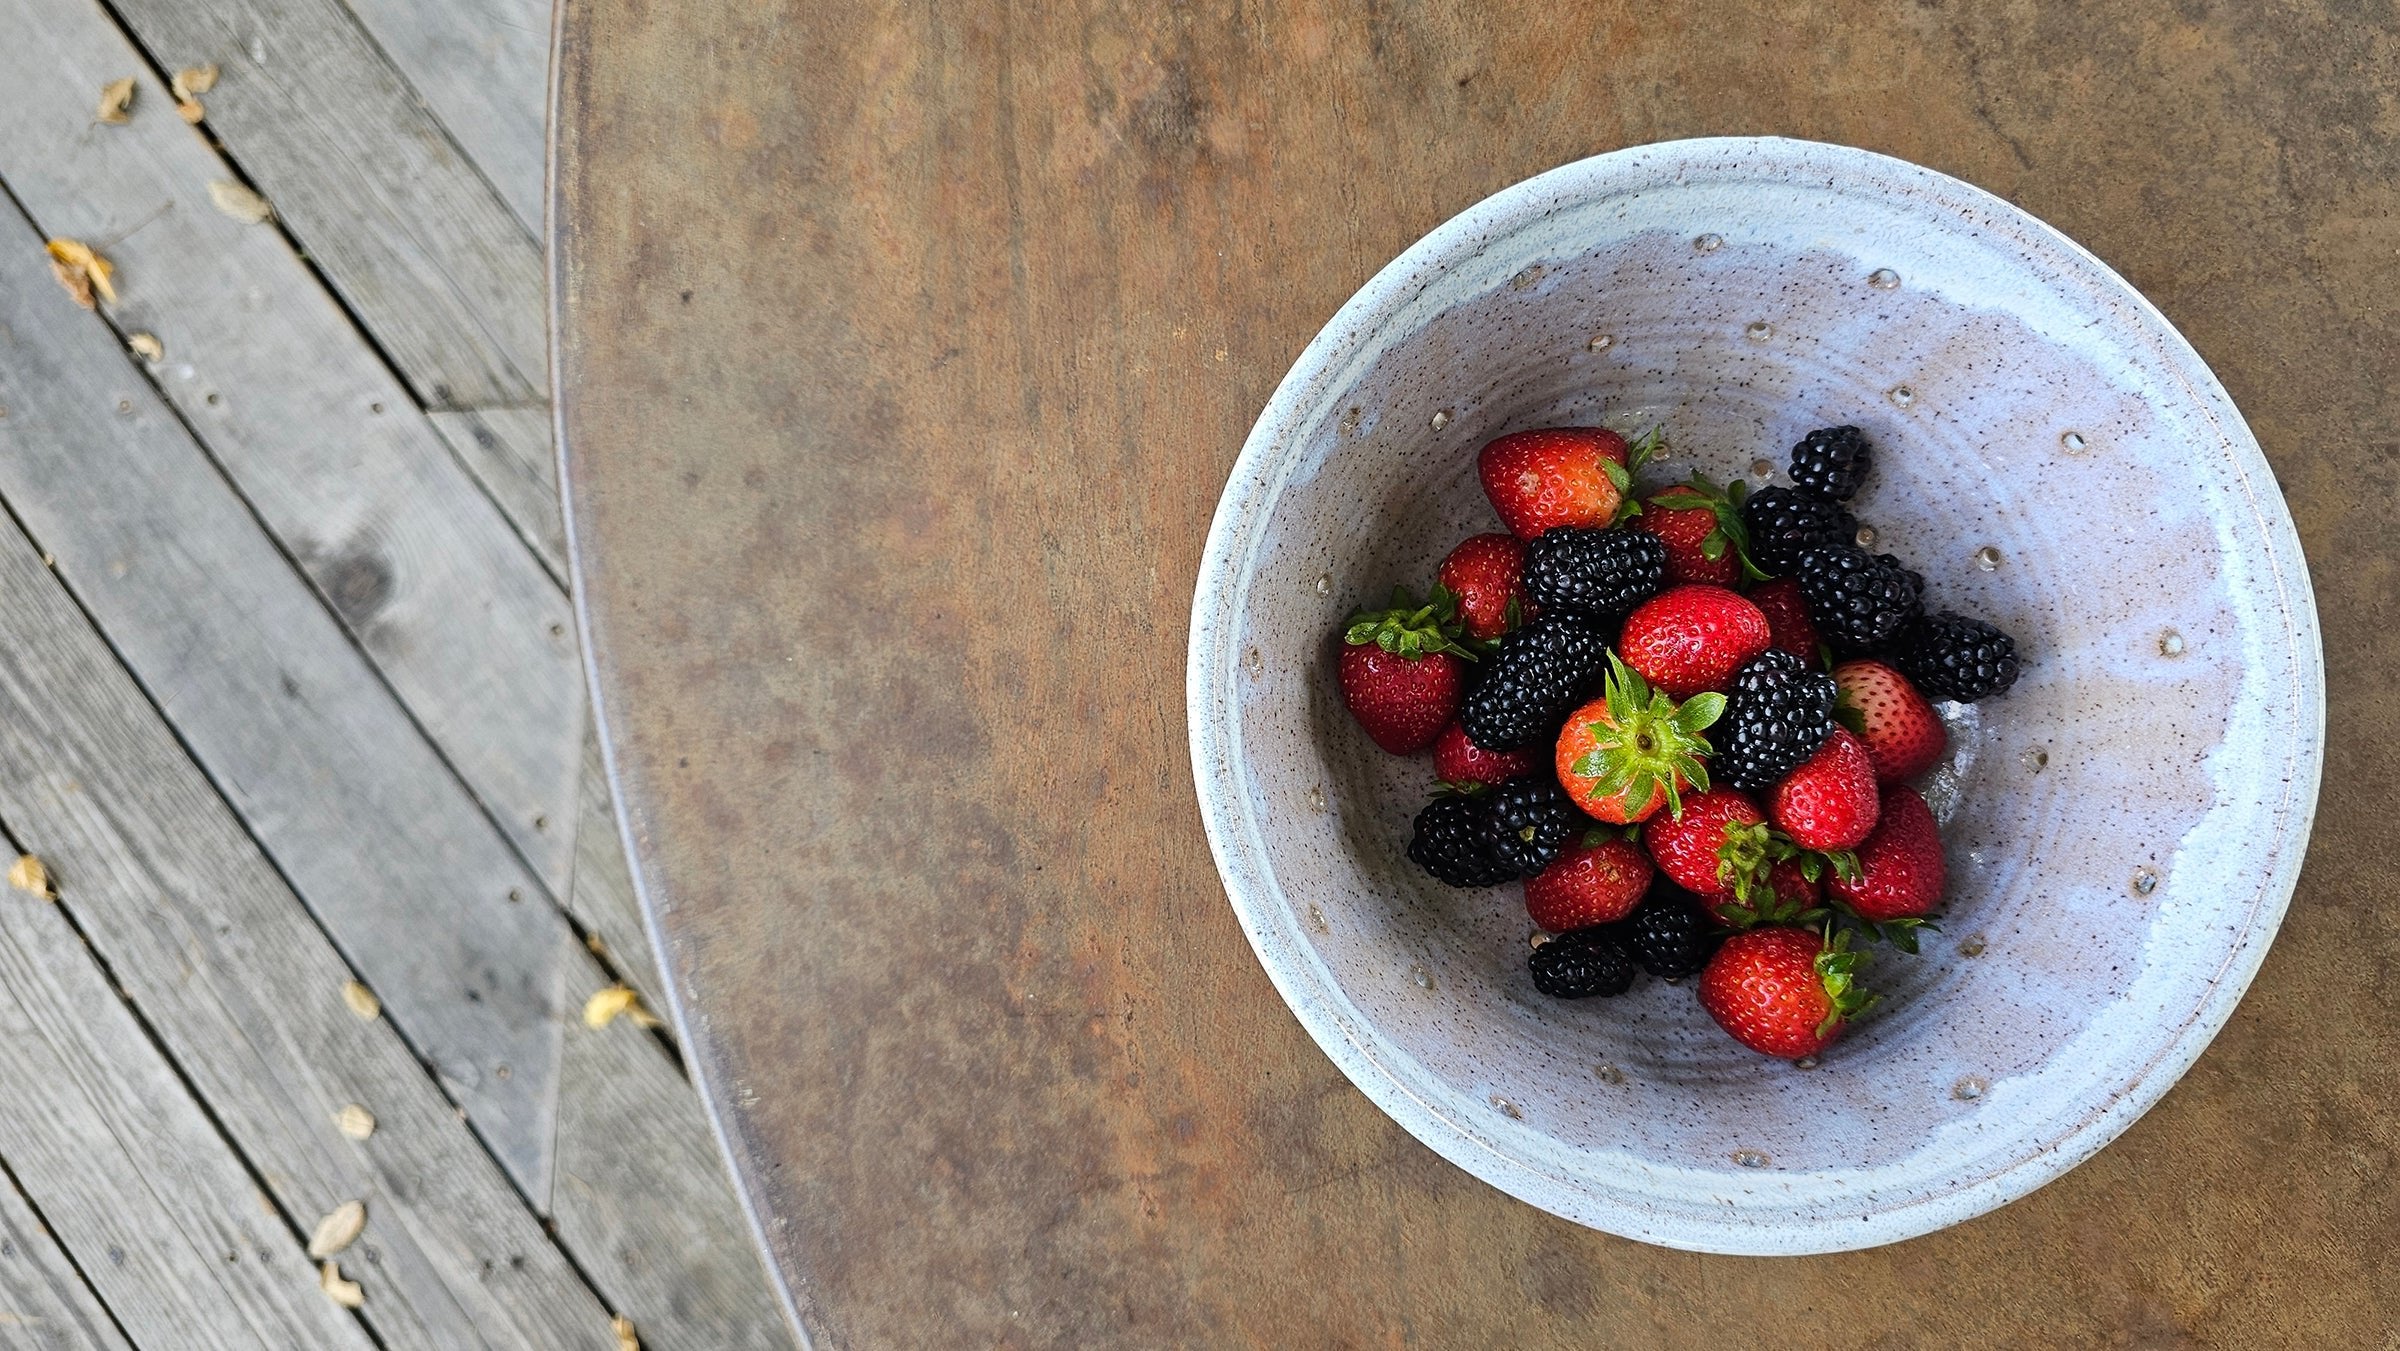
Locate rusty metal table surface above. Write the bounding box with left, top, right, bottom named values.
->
left=550, top=4, right=2396, bottom=1345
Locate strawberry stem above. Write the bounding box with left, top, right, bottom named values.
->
left=1566, top=654, right=1724, bottom=819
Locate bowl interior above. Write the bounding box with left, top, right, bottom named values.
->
left=1190, top=140, right=2321, bottom=1253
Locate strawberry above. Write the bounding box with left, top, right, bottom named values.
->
left=1698, top=926, right=1876, bottom=1059
left=1618, top=584, right=1772, bottom=699
left=1768, top=726, right=1881, bottom=851
left=1478, top=427, right=1640, bottom=539
left=1642, top=787, right=1765, bottom=900
left=1432, top=721, right=1541, bottom=788
left=1437, top=533, right=1528, bottom=640
left=1554, top=654, right=1725, bottom=824
left=1338, top=587, right=1477, bottom=755
left=1524, top=832, right=1653, bottom=932
left=1833, top=660, right=1947, bottom=784
left=1629, top=475, right=1763, bottom=587
left=1747, top=577, right=1824, bottom=664
left=1830, top=785, right=1946, bottom=921
left=1768, top=857, right=1823, bottom=911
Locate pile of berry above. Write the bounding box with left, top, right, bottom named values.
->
left=1336, top=424, right=2019, bottom=1059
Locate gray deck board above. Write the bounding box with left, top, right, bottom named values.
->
left=0, top=0, right=583, bottom=902
left=0, top=459, right=623, bottom=1347
left=0, top=1171, right=134, bottom=1350
left=0, top=883, right=377, bottom=1350
left=0, top=0, right=784, bottom=1339
left=102, top=0, right=548, bottom=412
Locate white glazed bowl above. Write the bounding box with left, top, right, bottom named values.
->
left=1186, top=137, right=2323, bottom=1254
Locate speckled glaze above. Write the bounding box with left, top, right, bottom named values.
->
left=1185, top=138, right=2323, bottom=1254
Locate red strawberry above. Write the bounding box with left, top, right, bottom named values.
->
left=1337, top=647, right=1461, bottom=754
left=1747, top=577, right=1823, bottom=663
left=1768, top=857, right=1823, bottom=910
left=1631, top=475, right=1762, bottom=587
left=1436, top=533, right=1528, bottom=640
left=1642, top=787, right=1765, bottom=900
left=1477, top=427, right=1630, bottom=538
left=1524, top=833, right=1653, bottom=932
left=1830, top=785, right=1947, bottom=921
left=1432, top=721, right=1541, bottom=788
left=1698, top=926, right=1875, bottom=1059
left=1833, top=660, right=1947, bottom=784
left=1618, top=584, right=1771, bottom=699
left=1554, top=655, right=1725, bottom=824
left=1338, top=588, right=1476, bottom=755
left=1706, top=839, right=1831, bottom=928
left=1768, top=727, right=1881, bottom=851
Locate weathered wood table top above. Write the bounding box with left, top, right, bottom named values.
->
left=552, top=4, right=2396, bottom=1344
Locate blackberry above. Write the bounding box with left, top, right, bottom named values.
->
left=1459, top=615, right=1610, bottom=751
left=1406, top=795, right=1513, bottom=888
left=1793, top=545, right=1924, bottom=654
left=1529, top=927, right=1637, bottom=998
left=1520, top=526, right=1666, bottom=620
left=1619, top=885, right=1717, bottom=979
left=1485, top=777, right=1577, bottom=877
left=1788, top=425, right=1873, bottom=501
left=1740, top=487, right=1857, bottom=577
left=1714, top=650, right=1838, bottom=793
left=1893, top=611, right=2021, bottom=702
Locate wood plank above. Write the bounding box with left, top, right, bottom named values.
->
left=0, top=200, right=784, bottom=1346
left=0, top=180, right=568, bottom=1208
left=0, top=0, right=581, bottom=899
left=0, top=1171, right=134, bottom=1350
left=328, top=0, right=549, bottom=232
left=103, top=0, right=546, bottom=411
left=0, top=479, right=622, bottom=1346
left=427, top=406, right=567, bottom=582
left=0, top=885, right=375, bottom=1350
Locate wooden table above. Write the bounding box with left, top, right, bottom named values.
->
left=551, top=4, right=2397, bottom=1344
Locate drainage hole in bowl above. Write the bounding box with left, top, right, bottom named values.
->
left=1868, top=267, right=1901, bottom=289
left=1734, top=1150, right=1771, bottom=1169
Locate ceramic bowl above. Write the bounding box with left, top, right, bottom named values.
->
left=1185, top=137, right=2322, bottom=1254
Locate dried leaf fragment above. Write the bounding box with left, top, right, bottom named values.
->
left=176, top=98, right=206, bottom=125
left=306, top=1199, right=365, bottom=1259
left=612, top=1315, right=639, bottom=1350
left=171, top=63, right=218, bottom=99
left=7, top=855, right=53, bottom=900
left=207, top=180, right=272, bottom=224
left=581, top=984, right=661, bottom=1030
left=335, top=1104, right=375, bottom=1139
left=340, top=979, right=380, bottom=1020
left=97, top=77, right=136, bottom=124
left=128, top=332, right=163, bottom=362
left=45, top=239, right=117, bottom=307
left=319, top=1261, right=364, bottom=1309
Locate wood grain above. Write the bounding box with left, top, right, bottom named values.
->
left=0, top=877, right=375, bottom=1349
left=0, top=195, right=780, bottom=1345
left=0, top=1171, right=134, bottom=1350
left=104, top=0, right=546, bottom=411
left=428, top=406, right=568, bottom=582
left=0, top=0, right=582, bottom=898
left=329, top=0, right=550, bottom=231
left=0, top=452, right=626, bottom=1346
left=555, top=1, right=2397, bottom=1346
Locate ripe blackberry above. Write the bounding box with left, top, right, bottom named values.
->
left=1485, top=777, right=1577, bottom=877
left=1459, top=615, right=1610, bottom=751
left=1406, top=795, right=1514, bottom=888
left=1619, top=884, right=1716, bottom=979
left=1788, top=425, right=1873, bottom=501
left=1715, top=650, right=1837, bottom=793
left=1893, top=611, right=2021, bottom=702
left=1793, top=545, right=1924, bottom=654
left=1520, top=526, right=1666, bottom=620
left=1740, top=487, right=1857, bottom=577
left=1529, top=927, right=1637, bottom=998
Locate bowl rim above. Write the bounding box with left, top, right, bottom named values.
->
left=1184, top=134, right=2324, bottom=1254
